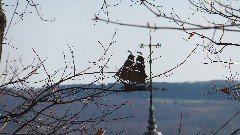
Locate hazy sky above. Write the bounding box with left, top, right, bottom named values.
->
left=1, top=0, right=240, bottom=86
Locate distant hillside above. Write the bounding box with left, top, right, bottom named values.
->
left=60, top=80, right=240, bottom=135
left=1, top=80, right=239, bottom=134
left=62, top=80, right=232, bottom=101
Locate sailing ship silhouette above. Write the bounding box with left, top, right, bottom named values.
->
left=115, top=53, right=148, bottom=91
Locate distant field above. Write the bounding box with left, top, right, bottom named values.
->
left=101, top=97, right=240, bottom=135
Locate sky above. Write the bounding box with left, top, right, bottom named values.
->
left=1, top=0, right=240, bottom=86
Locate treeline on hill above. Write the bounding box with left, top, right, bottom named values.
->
left=59, top=80, right=240, bottom=134
left=61, top=80, right=231, bottom=101
left=1, top=80, right=238, bottom=134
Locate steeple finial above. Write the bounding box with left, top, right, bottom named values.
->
left=141, top=30, right=162, bottom=135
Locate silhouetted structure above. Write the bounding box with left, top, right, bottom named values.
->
left=114, top=31, right=163, bottom=134
left=115, top=54, right=147, bottom=91
left=142, top=32, right=162, bottom=135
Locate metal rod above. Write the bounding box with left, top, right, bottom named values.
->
left=139, top=30, right=161, bottom=130
left=148, top=31, right=156, bottom=126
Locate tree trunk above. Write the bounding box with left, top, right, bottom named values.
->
left=0, top=0, right=6, bottom=62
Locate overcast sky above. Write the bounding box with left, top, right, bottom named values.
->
left=1, top=0, right=240, bottom=86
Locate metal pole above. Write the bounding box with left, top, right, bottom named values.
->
left=141, top=31, right=162, bottom=135
left=148, top=32, right=156, bottom=127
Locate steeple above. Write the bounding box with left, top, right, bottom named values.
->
left=141, top=31, right=162, bottom=135
left=114, top=30, right=163, bottom=134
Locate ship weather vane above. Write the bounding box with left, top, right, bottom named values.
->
left=114, top=30, right=162, bottom=133
left=114, top=50, right=148, bottom=91
left=112, top=29, right=163, bottom=134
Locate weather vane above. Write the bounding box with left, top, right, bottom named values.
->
left=113, top=30, right=163, bottom=134
left=114, top=50, right=148, bottom=92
